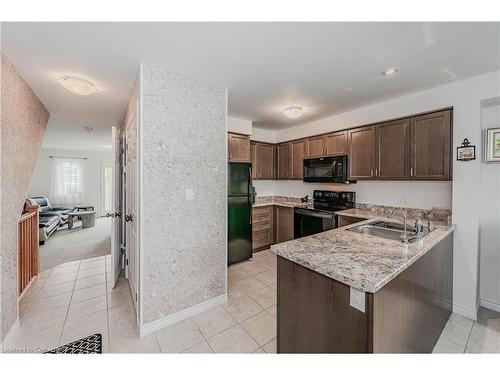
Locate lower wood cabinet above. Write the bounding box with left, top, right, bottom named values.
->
left=252, top=206, right=274, bottom=250
left=275, top=206, right=294, bottom=244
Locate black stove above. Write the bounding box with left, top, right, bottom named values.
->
left=294, top=190, right=356, bottom=239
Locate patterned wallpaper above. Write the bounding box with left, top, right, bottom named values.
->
left=0, top=54, right=49, bottom=342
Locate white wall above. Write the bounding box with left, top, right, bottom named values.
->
left=257, top=70, right=500, bottom=320
left=28, top=148, right=112, bottom=215
left=479, top=101, right=500, bottom=312
left=254, top=180, right=452, bottom=210
left=228, top=116, right=252, bottom=135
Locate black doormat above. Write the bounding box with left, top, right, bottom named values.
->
left=44, top=333, right=102, bottom=354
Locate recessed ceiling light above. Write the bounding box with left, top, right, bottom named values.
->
left=382, top=68, right=398, bottom=76
left=282, top=106, right=304, bottom=119
left=83, top=126, right=94, bottom=133
left=59, top=76, right=98, bottom=96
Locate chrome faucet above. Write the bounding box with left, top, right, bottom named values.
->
left=389, top=207, right=408, bottom=243
left=414, top=217, right=424, bottom=236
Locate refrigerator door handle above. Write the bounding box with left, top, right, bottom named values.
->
left=248, top=166, right=253, bottom=225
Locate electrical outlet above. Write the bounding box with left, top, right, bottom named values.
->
left=350, top=287, right=365, bottom=313
left=185, top=188, right=195, bottom=201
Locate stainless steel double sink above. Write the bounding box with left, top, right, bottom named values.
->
left=348, top=220, right=432, bottom=243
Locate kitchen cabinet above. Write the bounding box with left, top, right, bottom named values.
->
left=275, top=206, right=294, bottom=243
left=410, top=110, right=451, bottom=181
left=375, top=119, right=410, bottom=180
left=253, top=142, right=274, bottom=180
left=276, top=142, right=291, bottom=180
left=306, top=136, right=326, bottom=158
left=252, top=206, right=274, bottom=251
left=250, top=142, right=258, bottom=179
left=228, top=133, right=251, bottom=162
left=291, top=140, right=306, bottom=180
left=325, top=131, right=348, bottom=156
left=348, top=125, right=375, bottom=180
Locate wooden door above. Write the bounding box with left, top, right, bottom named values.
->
left=276, top=143, right=291, bottom=180
left=375, top=119, right=410, bottom=179
left=110, top=126, right=122, bottom=288
left=250, top=142, right=258, bottom=179
left=257, top=143, right=274, bottom=180
left=325, top=131, right=348, bottom=156
left=348, top=126, right=375, bottom=180
left=125, top=101, right=139, bottom=317
left=275, top=206, right=294, bottom=243
left=291, top=140, right=306, bottom=180
left=228, top=133, right=251, bottom=162
left=306, top=136, right=326, bottom=158
left=410, top=110, right=451, bottom=181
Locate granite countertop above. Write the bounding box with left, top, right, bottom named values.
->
left=271, top=210, right=455, bottom=294
left=253, top=196, right=312, bottom=209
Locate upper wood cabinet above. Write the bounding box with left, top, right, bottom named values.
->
left=410, top=110, right=451, bottom=181
left=306, top=136, right=326, bottom=158
left=348, top=125, right=375, bottom=180
left=325, top=131, right=348, bottom=156
left=375, top=119, right=410, bottom=180
left=276, top=142, right=291, bottom=180
left=251, top=142, right=275, bottom=180
left=291, top=140, right=306, bottom=180
left=228, top=133, right=251, bottom=162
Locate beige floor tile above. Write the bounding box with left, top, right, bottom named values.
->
left=227, top=284, right=245, bottom=301
left=37, top=269, right=52, bottom=279
left=30, top=292, right=72, bottom=314
left=269, top=283, right=277, bottom=291
left=252, top=347, right=265, bottom=353
left=61, top=309, right=109, bottom=352
left=81, top=256, right=106, bottom=263
left=53, top=260, right=80, bottom=269
left=248, top=287, right=276, bottom=309
left=233, top=276, right=266, bottom=294
left=67, top=295, right=107, bottom=321
left=19, top=298, right=34, bottom=321
left=254, top=269, right=277, bottom=286
left=466, top=323, right=500, bottom=353
left=156, top=319, right=205, bottom=353
left=37, top=281, right=75, bottom=299
left=224, top=295, right=263, bottom=322
left=110, top=334, right=161, bottom=353
left=477, top=307, right=500, bottom=331
left=44, top=272, right=78, bottom=286
left=74, top=274, right=106, bottom=290
left=208, top=325, right=259, bottom=353
left=108, top=289, right=133, bottom=309
left=240, top=311, right=277, bottom=346
left=22, top=305, right=68, bottom=331
left=79, top=259, right=105, bottom=269
left=239, top=260, right=270, bottom=276
left=262, top=338, right=277, bottom=353
left=78, top=266, right=106, bottom=279
left=439, top=313, right=473, bottom=347
left=49, top=265, right=80, bottom=276
left=266, top=305, right=277, bottom=318
left=432, top=336, right=464, bottom=353
left=192, top=306, right=237, bottom=338
left=71, top=284, right=107, bottom=304
left=3, top=323, right=64, bottom=353
left=228, top=267, right=250, bottom=282
left=183, top=340, right=214, bottom=353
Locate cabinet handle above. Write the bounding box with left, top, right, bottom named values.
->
left=375, top=168, right=378, bottom=177
left=370, top=169, right=373, bottom=177
left=410, top=167, right=414, bottom=177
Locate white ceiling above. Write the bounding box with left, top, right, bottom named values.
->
left=2, top=22, right=499, bottom=150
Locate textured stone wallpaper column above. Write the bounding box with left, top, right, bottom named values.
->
left=141, top=64, right=227, bottom=325
left=0, top=54, right=49, bottom=341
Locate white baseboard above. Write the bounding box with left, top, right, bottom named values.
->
left=139, top=294, right=227, bottom=337
left=453, top=303, right=477, bottom=321
left=480, top=298, right=500, bottom=313
left=0, top=318, right=20, bottom=352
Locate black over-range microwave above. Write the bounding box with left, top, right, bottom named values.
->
left=303, top=155, right=350, bottom=183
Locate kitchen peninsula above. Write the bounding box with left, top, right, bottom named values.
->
left=271, top=209, right=454, bottom=353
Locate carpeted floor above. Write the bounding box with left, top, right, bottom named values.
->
left=40, top=217, right=111, bottom=271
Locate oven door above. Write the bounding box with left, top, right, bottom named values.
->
left=294, top=208, right=337, bottom=239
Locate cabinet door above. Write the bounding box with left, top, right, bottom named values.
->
left=257, top=143, right=275, bottom=180
left=375, top=119, right=410, bottom=179
left=228, top=133, right=251, bottom=162
left=325, top=131, right=348, bottom=156
left=306, top=136, right=326, bottom=158
left=276, top=143, right=291, bottom=180
left=348, top=126, right=375, bottom=180
left=291, top=140, right=306, bottom=180
left=250, top=142, right=258, bottom=179
left=275, top=206, right=294, bottom=243
left=410, top=110, right=451, bottom=181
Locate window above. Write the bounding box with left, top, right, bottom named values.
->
left=100, top=162, right=113, bottom=215
left=51, top=158, right=84, bottom=205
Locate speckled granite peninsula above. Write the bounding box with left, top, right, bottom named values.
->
left=273, top=208, right=455, bottom=353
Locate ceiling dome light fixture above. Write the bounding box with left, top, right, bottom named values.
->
left=59, top=76, right=98, bottom=96
left=282, top=106, right=304, bottom=119
left=83, top=126, right=94, bottom=133
left=382, top=68, right=399, bottom=76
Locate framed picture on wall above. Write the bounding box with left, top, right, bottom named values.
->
left=485, top=127, right=500, bottom=163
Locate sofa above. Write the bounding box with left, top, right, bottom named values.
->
left=25, top=197, right=76, bottom=244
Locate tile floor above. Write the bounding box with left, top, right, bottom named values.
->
left=4, top=249, right=499, bottom=353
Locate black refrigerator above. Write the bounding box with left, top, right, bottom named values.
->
left=228, top=162, right=255, bottom=265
